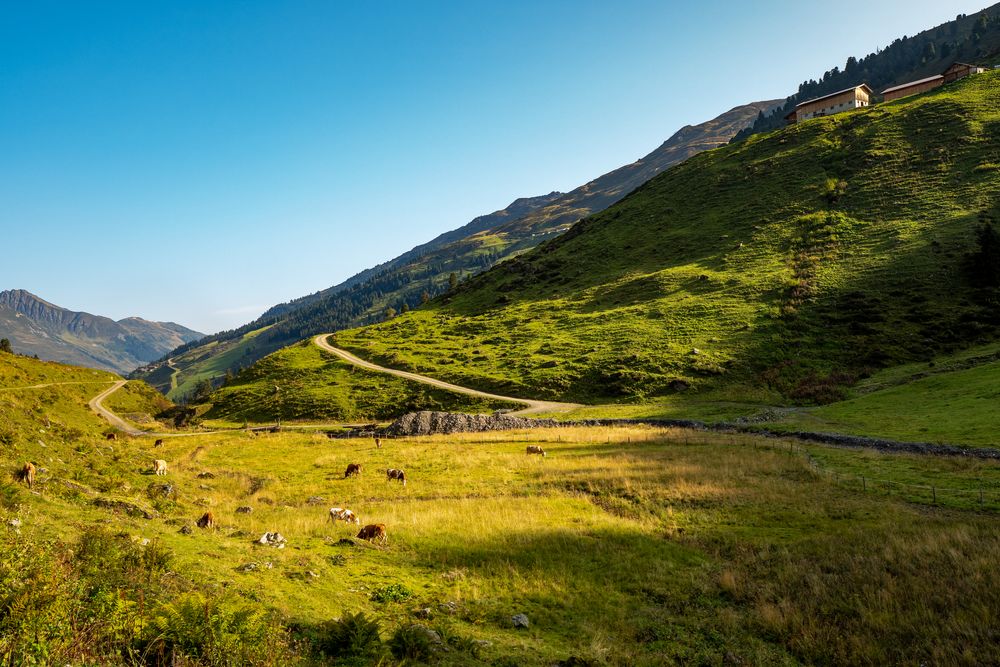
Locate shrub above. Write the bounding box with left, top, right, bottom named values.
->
left=370, top=583, right=412, bottom=603
left=316, top=611, right=382, bottom=659
left=143, top=592, right=289, bottom=666
left=389, top=624, right=438, bottom=662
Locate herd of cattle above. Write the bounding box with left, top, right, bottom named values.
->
left=17, top=433, right=548, bottom=546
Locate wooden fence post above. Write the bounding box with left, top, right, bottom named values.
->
left=862, top=475, right=866, bottom=491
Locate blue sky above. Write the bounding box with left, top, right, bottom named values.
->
left=1, top=1, right=991, bottom=334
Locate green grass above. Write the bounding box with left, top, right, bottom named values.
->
left=204, top=339, right=517, bottom=424
left=164, top=324, right=277, bottom=400
left=102, top=380, right=175, bottom=428
left=6, top=354, right=1000, bottom=664
left=335, top=72, right=1000, bottom=408
left=755, top=341, right=1000, bottom=446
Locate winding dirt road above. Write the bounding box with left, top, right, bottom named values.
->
left=88, top=380, right=149, bottom=436
left=313, top=334, right=581, bottom=416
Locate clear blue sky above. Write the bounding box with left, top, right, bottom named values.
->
left=2, top=1, right=991, bottom=334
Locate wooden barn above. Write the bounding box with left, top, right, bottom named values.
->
left=942, top=62, right=987, bottom=84
left=790, top=84, right=873, bottom=123
left=882, top=74, right=944, bottom=102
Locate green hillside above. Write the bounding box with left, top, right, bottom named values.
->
left=135, top=102, right=774, bottom=399
left=204, top=340, right=515, bottom=424
left=335, top=72, right=1000, bottom=406
left=759, top=341, right=1000, bottom=446
left=0, top=353, right=119, bottom=448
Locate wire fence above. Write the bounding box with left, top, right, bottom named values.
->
left=759, top=436, right=1000, bottom=511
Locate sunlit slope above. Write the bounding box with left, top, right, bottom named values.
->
left=336, top=72, right=1000, bottom=403
left=204, top=340, right=516, bottom=423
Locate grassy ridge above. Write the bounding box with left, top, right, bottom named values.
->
left=204, top=340, right=516, bottom=423
left=0, top=354, right=118, bottom=445
left=336, top=72, right=1000, bottom=405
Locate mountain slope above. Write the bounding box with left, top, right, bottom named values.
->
left=334, top=71, right=1000, bottom=404
left=137, top=101, right=778, bottom=398
left=0, top=289, right=203, bottom=375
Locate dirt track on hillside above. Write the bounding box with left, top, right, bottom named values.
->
left=313, top=334, right=581, bottom=416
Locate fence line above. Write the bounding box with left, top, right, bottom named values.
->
left=753, top=436, right=1000, bottom=510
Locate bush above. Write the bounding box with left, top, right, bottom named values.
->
left=143, top=592, right=289, bottom=666
left=389, top=624, right=438, bottom=662
left=316, top=611, right=382, bottom=659
left=370, top=583, right=412, bottom=603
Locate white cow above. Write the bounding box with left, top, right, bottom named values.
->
left=153, top=459, right=168, bottom=475
left=329, top=507, right=360, bottom=525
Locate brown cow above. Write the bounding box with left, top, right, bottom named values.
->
left=344, top=463, right=362, bottom=478
left=20, top=462, right=36, bottom=489
left=154, top=439, right=164, bottom=448
left=374, top=437, right=382, bottom=449
left=356, top=523, right=387, bottom=543
left=106, top=433, right=117, bottom=441
left=196, top=511, right=215, bottom=529
left=386, top=468, right=407, bottom=486
left=526, top=445, right=546, bottom=457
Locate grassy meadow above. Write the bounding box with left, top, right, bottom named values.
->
left=4, top=350, right=1000, bottom=665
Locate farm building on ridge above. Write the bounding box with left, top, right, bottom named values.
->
left=881, top=62, right=988, bottom=102
left=882, top=74, right=944, bottom=101
left=787, top=84, right=873, bottom=124
left=942, top=62, right=987, bottom=83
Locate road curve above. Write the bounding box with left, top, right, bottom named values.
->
left=313, top=334, right=581, bottom=416
left=88, top=380, right=149, bottom=436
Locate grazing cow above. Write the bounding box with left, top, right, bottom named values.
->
left=356, top=523, right=387, bottom=543
left=344, top=463, right=362, bottom=478
left=526, top=445, right=546, bottom=457
left=154, top=439, right=164, bottom=448
left=196, top=511, right=215, bottom=529
left=374, top=437, right=382, bottom=449
left=386, top=468, right=407, bottom=486
left=106, top=433, right=117, bottom=441
left=329, top=507, right=360, bottom=525
left=20, top=462, right=36, bottom=489
left=153, top=459, right=168, bottom=476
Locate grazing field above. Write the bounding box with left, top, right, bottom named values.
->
left=205, top=340, right=516, bottom=424
left=4, top=360, right=1000, bottom=666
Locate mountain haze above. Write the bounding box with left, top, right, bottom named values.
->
left=0, top=289, right=203, bottom=374
left=139, top=100, right=779, bottom=398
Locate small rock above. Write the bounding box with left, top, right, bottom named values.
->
left=306, top=495, right=326, bottom=505
left=690, top=348, right=701, bottom=356
left=473, top=640, right=493, bottom=649
left=512, top=613, right=530, bottom=629
left=257, top=532, right=287, bottom=548
left=179, top=525, right=193, bottom=535
left=197, top=471, right=215, bottom=479
left=237, top=562, right=259, bottom=573
left=438, top=601, right=458, bottom=614
left=336, top=538, right=356, bottom=547
left=405, top=624, right=442, bottom=645
left=414, top=607, right=432, bottom=619
left=7, top=519, right=22, bottom=529
left=235, top=506, right=253, bottom=514
left=198, top=484, right=212, bottom=491
left=306, top=570, right=319, bottom=579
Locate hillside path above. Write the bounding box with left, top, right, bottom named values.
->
left=313, top=334, right=581, bottom=416
left=88, top=380, right=150, bottom=436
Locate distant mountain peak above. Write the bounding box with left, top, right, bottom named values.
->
left=0, top=289, right=204, bottom=374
